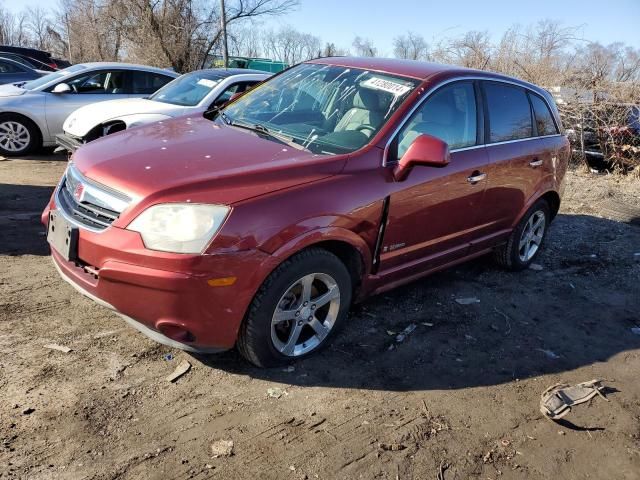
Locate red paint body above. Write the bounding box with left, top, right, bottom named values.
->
left=43, top=58, right=569, bottom=351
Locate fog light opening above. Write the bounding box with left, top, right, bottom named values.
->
left=157, top=322, right=195, bottom=343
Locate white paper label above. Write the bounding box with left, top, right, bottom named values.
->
left=197, top=78, right=218, bottom=88
left=361, top=77, right=411, bottom=96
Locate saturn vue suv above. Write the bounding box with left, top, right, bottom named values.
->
left=42, top=57, right=569, bottom=367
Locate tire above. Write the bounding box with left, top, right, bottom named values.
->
left=0, top=114, right=41, bottom=157
left=494, top=199, right=550, bottom=271
left=237, top=248, right=352, bottom=367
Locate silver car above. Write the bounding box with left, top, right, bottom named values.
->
left=0, top=62, right=178, bottom=156
left=57, top=68, right=269, bottom=152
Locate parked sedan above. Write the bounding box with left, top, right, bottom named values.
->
left=0, top=45, right=63, bottom=71
left=0, top=62, right=177, bottom=156
left=57, top=68, right=269, bottom=152
left=43, top=58, right=569, bottom=366
left=0, top=57, right=42, bottom=85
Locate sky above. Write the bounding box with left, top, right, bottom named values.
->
left=4, top=0, right=640, bottom=54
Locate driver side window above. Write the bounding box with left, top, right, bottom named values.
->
left=65, top=70, right=126, bottom=94
left=212, top=81, right=257, bottom=108
left=396, top=81, right=477, bottom=160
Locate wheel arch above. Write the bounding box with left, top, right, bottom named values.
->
left=540, top=190, right=561, bottom=220
left=265, top=227, right=372, bottom=297
left=0, top=111, right=43, bottom=147
left=512, top=187, right=562, bottom=228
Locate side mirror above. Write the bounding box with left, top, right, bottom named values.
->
left=52, top=83, right=71, bottom=94
left=393, top=134, right=450, bottom=182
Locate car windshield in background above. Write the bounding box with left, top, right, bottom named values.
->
left=150, top=71, right=223, bottom=106
left=22, top=64, right=87, bottom=90
left=221, top=63, right=419, bottom=155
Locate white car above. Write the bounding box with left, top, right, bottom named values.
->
left=57, top=68, right=269, bottom=151
left=0, top=62, right=177, bottom=156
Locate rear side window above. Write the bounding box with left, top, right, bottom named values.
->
left=396, top=81, right=477, bottom=158
left=130, top=71, right=174, bottom=94
left=484, top=82, right=533, bottom=142
left=529, top=93, right=558, bottom=136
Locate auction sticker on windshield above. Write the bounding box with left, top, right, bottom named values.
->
left=197, top=78, right=219, bottom=88
left=361, top=77, right=412, bottom=96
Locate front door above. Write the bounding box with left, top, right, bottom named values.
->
left=44, top=69, right=130, bottom=141
left=379, top=80, right=489, bottom=275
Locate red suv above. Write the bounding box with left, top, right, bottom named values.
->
left=43, top=58, right=569, bottom=366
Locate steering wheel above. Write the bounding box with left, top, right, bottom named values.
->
left=70, top=83, right=79, bottom=93
left=355, top=124, right=376, bottom=136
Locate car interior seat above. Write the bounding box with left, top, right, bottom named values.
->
left=334, top=87, right=390, bottom=137
left=108, top=73, right=125, bottom=94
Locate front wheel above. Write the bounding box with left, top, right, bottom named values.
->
left=494, top=199, right=550, bottom=271
left=237, top=249, right=352, bottom=367
left=0, top=114, right=40, bottom=156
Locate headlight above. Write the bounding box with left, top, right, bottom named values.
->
left=127, top=203, right=230, bottom=254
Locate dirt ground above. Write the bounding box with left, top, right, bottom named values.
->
left=1, top=154, right=639, bottom=480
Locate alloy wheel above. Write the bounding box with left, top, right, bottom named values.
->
left=518, top=210, right=546, bottom=262
left=0, top=121, right=30, bottom=152
left=270, top=272, right=341, bottom=357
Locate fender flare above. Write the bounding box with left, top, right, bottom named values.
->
left=265, top=226, right=374, bottom=278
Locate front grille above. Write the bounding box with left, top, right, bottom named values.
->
left=55, top=164, right=131, bottom=231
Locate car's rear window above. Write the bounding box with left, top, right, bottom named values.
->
left=529, top=93, right=558, bottom=136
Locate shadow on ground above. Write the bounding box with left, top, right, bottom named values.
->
left=197, top=213, right=640, bottom=392
left=0, top=184, right=54, bottom=255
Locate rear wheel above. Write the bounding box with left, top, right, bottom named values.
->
left=237, top=249, right=352, bottom=367
left=0, top=114, right=40, bottom=156
left=494, top=199, right=550, bottom=271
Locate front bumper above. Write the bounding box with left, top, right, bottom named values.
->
left=43, top=202, right=276, bottom=352
left=55, top=133, right=83, bottom=152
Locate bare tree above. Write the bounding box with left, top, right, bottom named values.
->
left=262, top=25, right=321, bottom=65
left=26, top=6, right=52, bottom=51
left=352, top=36, right=376, bottom=57
left=228, top=26, right=262, bottom=57
left=322, top=42, right=348, bottom=57
left=393, top=31, right=428, bottom=60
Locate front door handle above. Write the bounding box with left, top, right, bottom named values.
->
left=529, top=158, right=543, bottom=168
left=467, top=172, right=487, bottom=184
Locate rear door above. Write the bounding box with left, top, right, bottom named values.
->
left=473, top=81, right=544, bottom=250
left=379, top=80, right=490, bottom=273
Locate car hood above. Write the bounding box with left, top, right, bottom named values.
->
left=64, top=98, right=184, bottom=136
left=72, top=115, right=347, bottom=207
left=0, top=84, right=27, bottom=97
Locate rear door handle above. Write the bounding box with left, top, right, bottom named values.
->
left=467, top=172, right=487, bottom=184
left=529, top=158, right=543, bottom=168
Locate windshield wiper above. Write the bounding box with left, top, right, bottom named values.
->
left=230, top=120, right=309, bottom=152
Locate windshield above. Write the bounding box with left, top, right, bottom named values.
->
left=150, top=71, right=223, bottom=106
left=221, top=63, right=419, bottom=155
left=22, top=64, right=87, bottom=90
